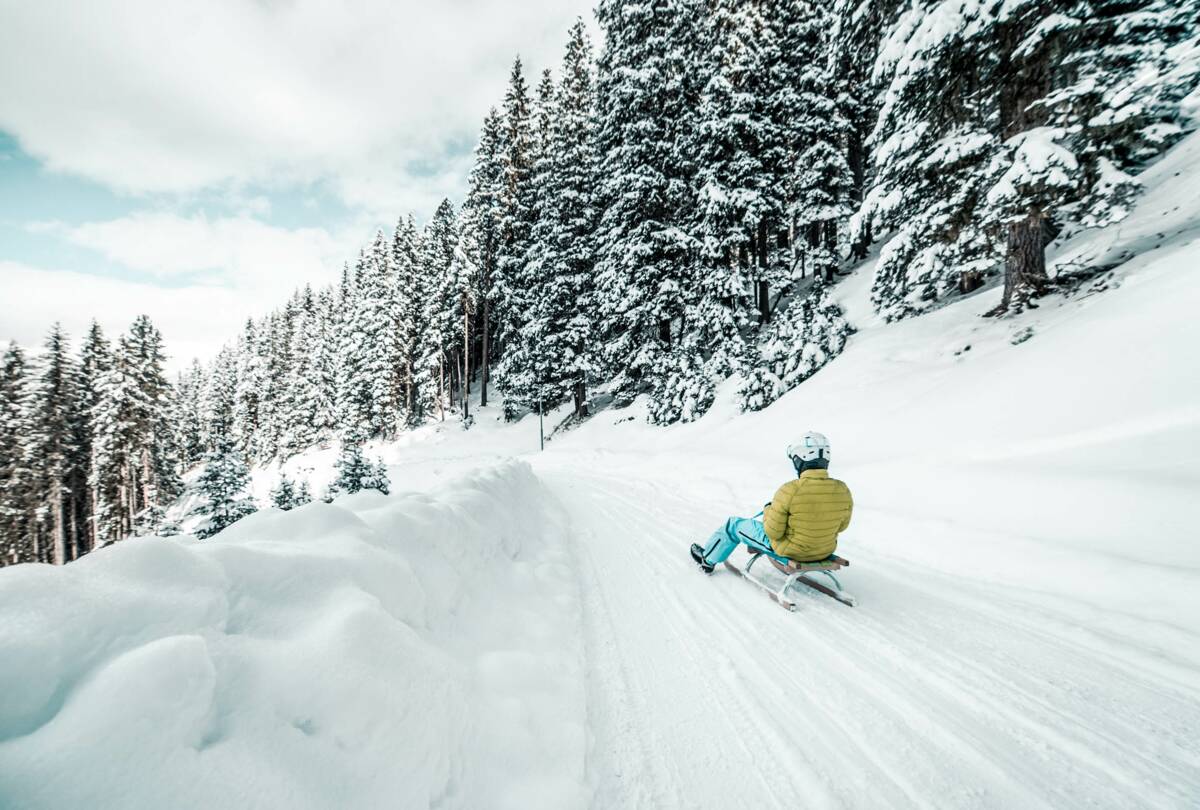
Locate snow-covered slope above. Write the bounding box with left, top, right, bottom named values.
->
left=2, top=135, right=1199, bottom=809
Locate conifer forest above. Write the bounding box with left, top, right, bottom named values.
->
left=2, top=1, right=1197, bottom=564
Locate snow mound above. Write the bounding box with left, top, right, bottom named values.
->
left=0, top=460, right=587, bottom=810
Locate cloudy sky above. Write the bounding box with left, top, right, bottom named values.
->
left=0, top=0, right=595, bottom=370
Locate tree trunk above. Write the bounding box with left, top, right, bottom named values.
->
left=994, top=15, right=1052, bottom=316
left=573, top=335, right=588, bottom=419
left=89, top=482, right=99, bottom=553
left=757, top=219, right=770, bottom=324
left=68, top=496, right=79, bottom=561
left=51, top=487, right=65, bottom=565
left=823, top=220, right=838, bottom=283
left=141, top=448, right=152, bottom=516
left=405, top=362, right=413, bottom=422
left=481, top=300, right=490, bottom=407
left=437, top=356, right=445, bottom=422
left=462, top=310, right=471, bottom=421
left=997, top=213, right=1048, bottom=312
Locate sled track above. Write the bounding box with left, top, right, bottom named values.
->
left=544, top=466, right=1200, bottom=810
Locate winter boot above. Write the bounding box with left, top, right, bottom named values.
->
left=690, top=543, right=715, bottom=574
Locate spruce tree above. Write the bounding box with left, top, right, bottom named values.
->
left=0, top=343, right=31, bottom=565
left=788, top=3, right=854, bottom=285
left=75, top=322, right=111, bottom=556
left=329, top=439, right=390, bottom=497
left=497, top=68, right=559, bottom=414
left=279, top=296, right=321, bottom=457
left=594, top=0, right=705, bottom=415
left=493, top=58, right=537, bottom=413
left=419, top=200, right=462, bottom=420
left=193, top=440, right=257, bottom=539
left=24, top=325, right=79, bottom=564
left=125, top=316, right=181, bottom=511
left=270, top=473, right=311, bottom=510
left=461, top=112, right=506, bottom=409
left=174, top=359, right=207, bottom=471
left=553, top=20, right=601, bottom=419
left=337, top=234, right=402, bottom=440
left=204, top=347, right=238, bottom=453
left=233, top=319, right=266, bottom=458
left=392, top=216, right=427, bottom=425
left=739, top=281, right=853, bottom=411
left=863, top=0, right=1198, bottom=319
left=90, top=339, right=138, bottom=544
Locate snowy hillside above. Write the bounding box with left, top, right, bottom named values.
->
left=3, top=139, right=1200, bottom=810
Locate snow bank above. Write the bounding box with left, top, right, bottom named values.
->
left=0, top=460, right=587, bottom=810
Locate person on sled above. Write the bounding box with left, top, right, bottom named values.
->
left=690, top=432, right=853, bottom=574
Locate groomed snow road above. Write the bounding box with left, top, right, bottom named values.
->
left=542, top=462, right=1200, bottom=810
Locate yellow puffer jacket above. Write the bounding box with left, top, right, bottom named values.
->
left=763, top=469, right=853, bottom=562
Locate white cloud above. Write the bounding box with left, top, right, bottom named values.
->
left=58, top=213, right=350, bottom=290
left=0, top=0, right=596, bottom=218
left=0, top=261, right=267, bottom=371
left=1, top=210, right=382, bottom=367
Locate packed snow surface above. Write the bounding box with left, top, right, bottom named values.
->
left=3, top=136, right=1200, bottom=809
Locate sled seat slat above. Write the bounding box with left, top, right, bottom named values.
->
left=759, top=552, right=850, bottom=574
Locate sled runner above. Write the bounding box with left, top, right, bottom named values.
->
left=723, top=550, right=857, bottom=610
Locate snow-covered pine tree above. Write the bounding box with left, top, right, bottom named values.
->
left=594, top=0, right=705, bottom=416
left=788, top=3, right=855, bottom=285
left=233, top=319, right=266, bottom=458
left=270, top=473, right=304, bottom=510
left=863, top=1, right=1198, bottom=320
left=497, top=68, right=559, bottom=414
left=258, top=301, right=298, bottom=458
left=827, top=0, right=905, bottom=258
left=23, top=324, right=80, bottom=565
left=493, top=58, right=537, bottom=417
left=125, top=315, right=181, bottom=512
left=392, top=215, right=426, bottom=425
left=173, top=359, right=207, bottom=471
left=461, top=111, right=506, bottom=410
left=203, top=347, right=238, bottom=454
left=310, top=288, right=340, bottom=444
left=193, top=439, right=257, bottom=539
left=695, top=0, right=773, bottom=316
left=857, top=1, right=1006, bottom=321
left=89, top=317, right=179, bottom=544
left=73, top=320, right=111, bottom=557
left=983, top=0, right=1199, bottom=312
left=738, top=280, right=853, bottom=411
left=329, top=437, right=390, bottom=497
left=279, top=291, right=323, bottom=457
left=339, top=233, right=401, bottom=439
left=90, top=338, right=139, bottom=544
left=551, top=20, right=601, bottom=420
left=451, top=219, right=480, bottom=423
left=419, top=200, right=462, bottom=421
left=668, top=0, right=776, bottom=423
left=0, top=343, right=31, bottom=565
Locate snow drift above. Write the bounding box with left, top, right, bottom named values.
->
left=0, top=461, right=587, bottom=810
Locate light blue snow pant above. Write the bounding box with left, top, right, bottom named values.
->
left=700, top=516, right=773, bottom=565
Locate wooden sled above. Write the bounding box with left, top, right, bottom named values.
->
left=723, top=550, right=857, bottom=610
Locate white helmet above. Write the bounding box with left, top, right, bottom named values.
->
left=787, top=432, right=831, bottom=467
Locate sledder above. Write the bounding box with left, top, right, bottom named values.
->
left=689, top=432, right=856, bottom=609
